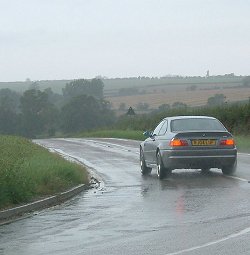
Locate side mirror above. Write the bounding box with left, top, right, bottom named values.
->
left=143, top=131, right=153, bottom=138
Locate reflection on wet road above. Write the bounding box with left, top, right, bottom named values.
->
left=1, top=138, right=250, bottom=255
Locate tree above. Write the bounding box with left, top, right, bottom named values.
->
left=0, top=88, right=20, bottom=113
left=172, top=102, right=187, bottom=108
left=61, top=95, right=114, bottom=133
left=207, top=94, right=226, bottom=106
left=28, top=81, right=40, bottom=91
left=0, top=89, right=21, bottom=134
left=62, top=79, right=104, bottom=102
left=44, top=87, right=64, bottom=108
left=20, top=89, right=55, bottom=137
left=40, top=103, right=59, bottom=137
left=158, top=104, right=170, bottom=112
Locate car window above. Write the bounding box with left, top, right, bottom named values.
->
left=171, top=118, right=226, bottom=132
left=153, top=120, right=165, bottom=136
left=158, top=120, right=168, bottom=136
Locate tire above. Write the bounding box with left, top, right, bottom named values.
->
left=140, top=148, right=152, bottom=175
left=156, top=151, right=171, bottom=179
left=222, top=160, right=237, bottom=175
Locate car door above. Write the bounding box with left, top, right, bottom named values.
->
left=144, top=120, right=167, bottom=164
left=151, top=120, right=169, bottom=164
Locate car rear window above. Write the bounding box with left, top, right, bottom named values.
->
left=171, top=118, right=226, bottom=132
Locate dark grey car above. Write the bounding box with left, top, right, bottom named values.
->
left=140, top=116, right=237, bottom=179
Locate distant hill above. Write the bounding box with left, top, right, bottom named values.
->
left=0, top=75, right=244, bottom=96
left=103, top=76, right=243, bottom=97
left=103, top=75, right=243, bottom=90
left=0, top=80, right=70, bottom=94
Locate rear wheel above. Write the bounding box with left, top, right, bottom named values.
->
left=156, top=151, right=171, bottom=179
left=140, top=148, right=152, bottom=175
left=222, top=160, right=237, bottom=175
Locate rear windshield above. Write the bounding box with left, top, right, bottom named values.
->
left=171, top=118, right=226, bottom=132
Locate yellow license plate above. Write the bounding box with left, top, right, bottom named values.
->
left=191, top=139, right=216, bottom=146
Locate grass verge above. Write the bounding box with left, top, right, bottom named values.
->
left=235, top=135, right=250, bottom=153
left=0, top=135, right=88, bottom=210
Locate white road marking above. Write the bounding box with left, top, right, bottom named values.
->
left=165, top=226, right=250, bottom=255
left=224, top=175, right=249, bottom=182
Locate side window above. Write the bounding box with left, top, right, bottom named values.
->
left=158, top=120, right=168, bottom=136
left=153, top=120, right=165, bottom=136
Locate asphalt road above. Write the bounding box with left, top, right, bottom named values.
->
left=1, top=138, right=250, bottom=255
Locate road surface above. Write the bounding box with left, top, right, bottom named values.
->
left=1, top=138, right=250, bottom=255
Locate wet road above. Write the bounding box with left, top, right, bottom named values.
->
left=1, top=138, right=250, bottom=255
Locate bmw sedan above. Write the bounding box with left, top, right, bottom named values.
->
left=140, top=116, right=237, bottom=179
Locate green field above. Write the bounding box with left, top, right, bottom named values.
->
left=0, top=136, right=88, bottom=210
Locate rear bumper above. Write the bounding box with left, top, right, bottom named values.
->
left=161, top=148, right=237, bottom=170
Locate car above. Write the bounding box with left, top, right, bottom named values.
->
left=140, top=116, right=237, bottom=179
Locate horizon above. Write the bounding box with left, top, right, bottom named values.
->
left=0, top=72, right=247, bottom=83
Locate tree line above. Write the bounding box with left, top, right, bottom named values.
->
left=1, top=77, right=249, bottom=138
left=0, top=79, right=114, bottom=138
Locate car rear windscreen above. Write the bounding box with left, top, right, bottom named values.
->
left=171, top=118, right=226, bottom=132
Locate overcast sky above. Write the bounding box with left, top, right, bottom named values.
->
left=0, top=0, right=249, bottom=81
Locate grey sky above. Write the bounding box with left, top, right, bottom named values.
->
left=0, top=0, right=249, bottom=81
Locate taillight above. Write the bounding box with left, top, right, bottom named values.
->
left=170, top=138, right=188, bottom=147
left=220, top=138, right=235, bottom=146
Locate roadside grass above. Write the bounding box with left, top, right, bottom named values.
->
left=78, top=130, right=250, bottom=153
left=0, top=135, right=88, bottom=210
left=235, top=135, right=250, bottom=153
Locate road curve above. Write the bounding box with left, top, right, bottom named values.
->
left=1, top=138, right=250, bottom=255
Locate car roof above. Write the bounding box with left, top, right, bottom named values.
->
left=164, top=116, right=217, bottom=121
